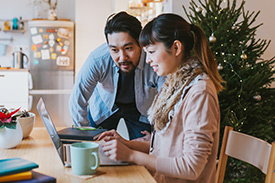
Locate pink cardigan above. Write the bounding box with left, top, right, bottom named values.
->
left=150, top=76, right=220, bottom=183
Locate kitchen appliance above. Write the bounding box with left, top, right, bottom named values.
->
left=0, top=44, right=7, bottom=56
left=28, top=20, right=74, bottom=127
left=12, top=48, right=29, bottom=69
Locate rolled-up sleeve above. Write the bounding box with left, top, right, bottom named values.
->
left=69, top=54, right=100, bottom=127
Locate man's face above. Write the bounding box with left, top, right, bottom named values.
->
left=107, top=32, right=141, bottom=74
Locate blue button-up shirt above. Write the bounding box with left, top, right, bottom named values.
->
left=69, top=43, right=165, bottom=127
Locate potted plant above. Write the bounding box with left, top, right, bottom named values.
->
left=18, top=110, right=36, bottom=138
left=0, top=107, right=23, bottom=149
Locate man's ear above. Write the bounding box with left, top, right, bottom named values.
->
left=173, top=40, right=184, bottom=56
left=138, top=40, right=142, bottom=47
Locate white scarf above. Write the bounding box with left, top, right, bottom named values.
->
left=148, top=58, right=205, bottom=131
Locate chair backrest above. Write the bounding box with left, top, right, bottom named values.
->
left=216, top=126, right=275, bottom=183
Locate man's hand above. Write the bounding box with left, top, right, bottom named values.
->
left=94, top=129, right=121, bottom=141
left=132, top=130, right=151, bottom=142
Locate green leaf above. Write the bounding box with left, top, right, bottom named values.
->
left=4, top=122, right=17, bottom=129
left=184, top=0, right=274, bottom=182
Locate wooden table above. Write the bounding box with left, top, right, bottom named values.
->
left=0, top=127, right=156, bottom=183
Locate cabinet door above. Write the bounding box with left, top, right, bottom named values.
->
left=0, top=71, right=28, bottom=110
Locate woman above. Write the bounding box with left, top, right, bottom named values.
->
left=96, top=13, right=224, bottom=183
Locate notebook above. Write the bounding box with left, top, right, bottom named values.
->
left=36, top=97, right=128, bottom=167
left=6, top=171, right=56, bottom=183
left=26, top=171, right=56, bottom=183
left=0, top=158, right=38, bottom=176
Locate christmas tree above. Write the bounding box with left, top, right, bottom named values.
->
left=183, top=0, right=275, bottom=182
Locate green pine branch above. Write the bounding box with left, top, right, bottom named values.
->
left=183, top=0, right=275, bottom=182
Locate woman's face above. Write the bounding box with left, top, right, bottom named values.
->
left=144, top=42, right=182, bottom=76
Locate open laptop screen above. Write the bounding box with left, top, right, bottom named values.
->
left=37, top=97, right=64, bottom=165
left=37, top=97, right=128, bottom=166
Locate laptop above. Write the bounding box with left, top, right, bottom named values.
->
left=37, top=97, right=128, bottom=167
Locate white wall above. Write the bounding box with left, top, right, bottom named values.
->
left=75, top=0, right=112, bottom=75
left=74, top=0, right=129, bottom=75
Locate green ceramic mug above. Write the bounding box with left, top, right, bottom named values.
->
left=70, top=142, right=100, bottom=175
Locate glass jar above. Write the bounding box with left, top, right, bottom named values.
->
left=33, top=0, right=42, bottom=19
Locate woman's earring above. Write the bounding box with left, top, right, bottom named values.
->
left=146, top=58, right=152, bottom=63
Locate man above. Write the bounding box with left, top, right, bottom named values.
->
left=69, top=11, right=165, bottom=140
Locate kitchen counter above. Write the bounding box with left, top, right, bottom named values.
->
left=0, top=68, right=28, bottom=71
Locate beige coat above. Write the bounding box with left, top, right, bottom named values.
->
left=150, top=75, right=220, bottom=183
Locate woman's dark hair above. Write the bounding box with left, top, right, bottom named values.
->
left=104, top=11, right=142, bottom=45
left=140, top=14, right=194, bottom=54
left=140, top=13, right=224, bottom=92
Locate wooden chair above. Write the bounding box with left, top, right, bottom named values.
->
left=216, top=126, right=275, bottom=183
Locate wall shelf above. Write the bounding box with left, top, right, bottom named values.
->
left=3, top=29, right=25, bottom=33
left=129, top=6, right=152, bottom=10
left=0, top=37, right=13, bottom=42
left=0, top=19, right=28, bottom=33
left=0, top=19, right=29, bottom=22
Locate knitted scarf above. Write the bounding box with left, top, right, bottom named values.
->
left=148, top=58, right=206, bottom=131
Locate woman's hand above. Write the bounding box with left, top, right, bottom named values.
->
left=102, top=137, right=157, bottom=171
left=102, top=139, right=133, bottom=162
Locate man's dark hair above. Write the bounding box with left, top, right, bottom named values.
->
left=104, top=11, right=142, bottom=45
